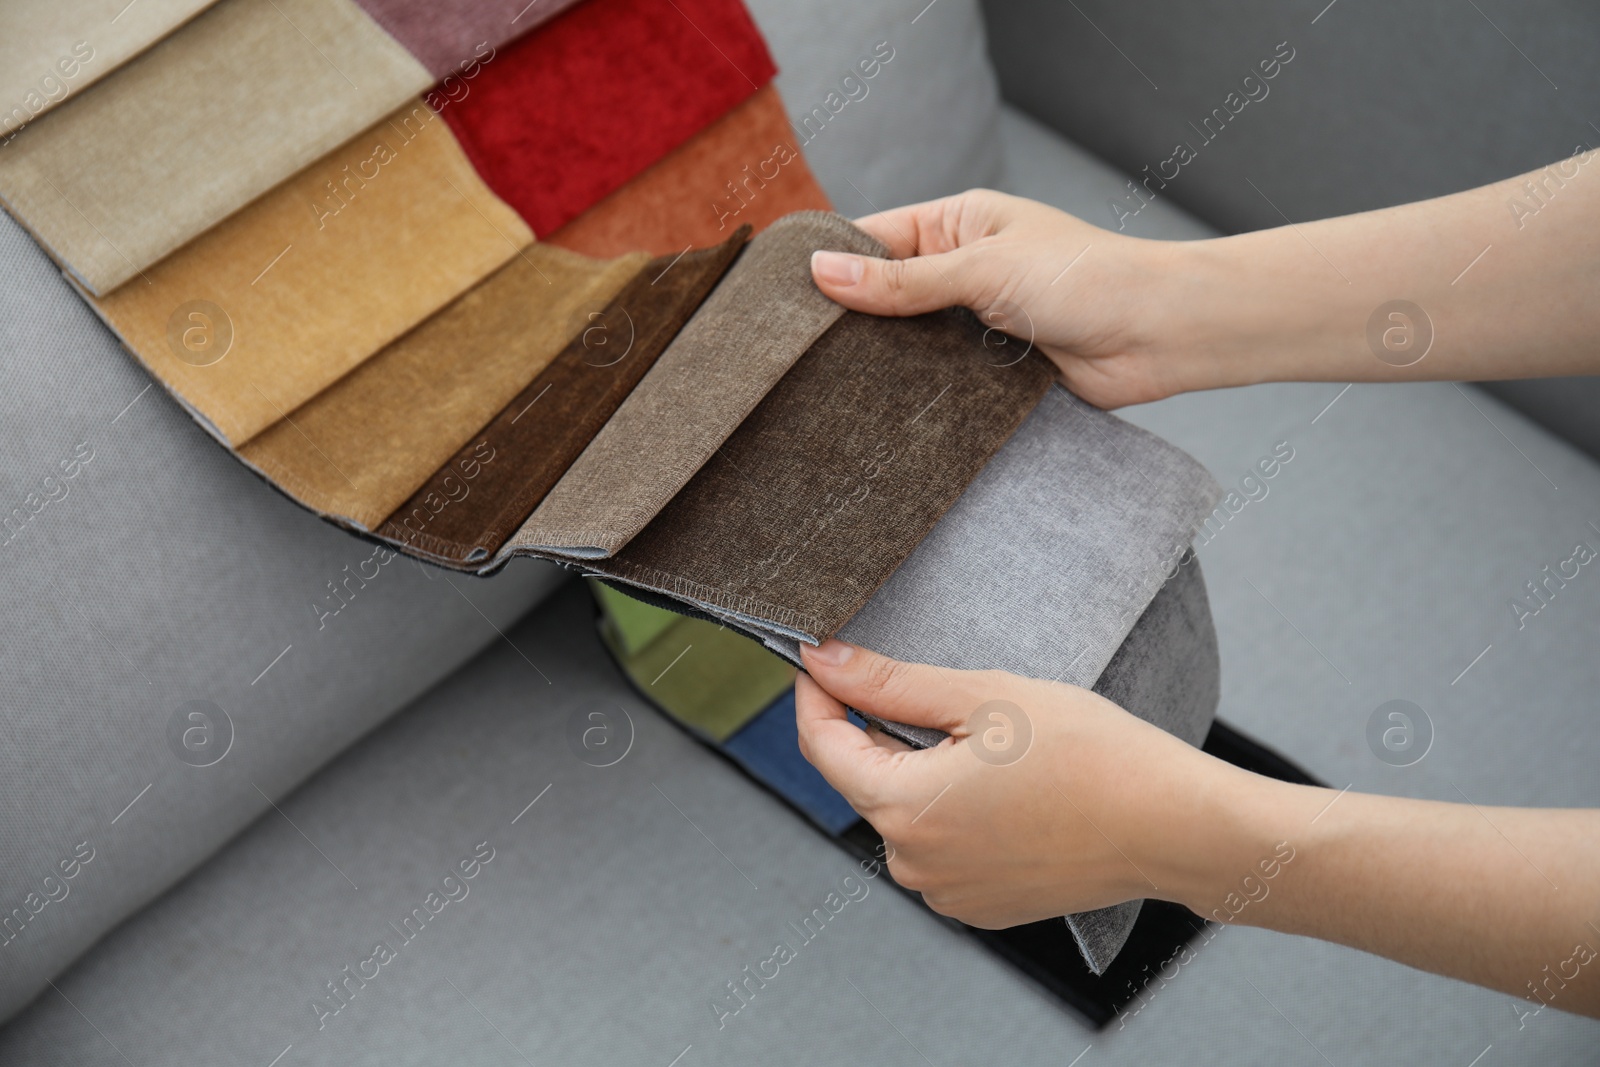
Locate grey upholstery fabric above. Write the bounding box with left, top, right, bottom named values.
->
left=747, top=0, right=1005, bottom=216
left=0, top=208, right=562, bottom=1024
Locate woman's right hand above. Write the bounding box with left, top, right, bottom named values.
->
left=809, top=190, right=1199, bottom=409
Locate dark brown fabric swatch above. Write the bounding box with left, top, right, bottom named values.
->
left=585, top=307, right=1056, bottom=642
left=378, top=228, right=750, bottom=564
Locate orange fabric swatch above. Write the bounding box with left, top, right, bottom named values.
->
left=547, top=85, right=831, bottom=258
left=85, top=100, right=531, bottom=446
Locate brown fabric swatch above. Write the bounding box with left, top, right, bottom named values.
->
left=546, top=85, right=833, bottom=259
left=584, top=307, right=1057, bottom=642
left=240, top=245, right=647, bottom=530
left=83, top=100, right=531, bottom=447
left=378, top=228, right=750, bottom=564
left=510, top=211, right=888, bottom=559
left=0, top=0, right=433, bottom=294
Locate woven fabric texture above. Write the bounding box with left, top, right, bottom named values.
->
left=510, top=211, right=886, bottom=558
left=588, top=307, right=1055, bottom=642
left=350, top=0, right=584, bottom=78
left=0, top=0, right=432, bottom=295
left=242, top=245, right=648, bottom=531
left=547, top=85, right=833, bottom=259
left=85, top=100, right=531, bottom=447
left=380, top=230, right=749, bottom=564
left=0, top=0, right=219, bottom=136
left=438, top=0, right=776, bottom=237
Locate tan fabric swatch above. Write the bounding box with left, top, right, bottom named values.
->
left=241, top=245, right=648, bottom=530
left=86, top=101, right=532, bottom=447
left=510, top=211, right=888, bottom=558
left=0, top=1, right=220, bottom=136
left=0, top=0, right=432, bottom=294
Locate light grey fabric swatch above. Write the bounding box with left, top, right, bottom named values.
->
left=745, top=386, right=1222, bottom=971
left=0, top=207, right=561, bottom=1024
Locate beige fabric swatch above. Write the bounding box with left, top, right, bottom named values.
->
left=241, top=246, right=649, bottom=530
left=510, top=211, right=888, bottom=558
left=85, top=101, right=532, bottom=446
left=0, top=1, right=220, bottom=136
left=0, top=0, right=432, bottom=294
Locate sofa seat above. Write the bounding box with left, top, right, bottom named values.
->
left=3, top=99, right=1595, bottom=1065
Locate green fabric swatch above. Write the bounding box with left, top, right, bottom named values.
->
left=590, top=580, right=794, bottom=740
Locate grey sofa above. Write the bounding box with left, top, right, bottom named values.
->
left=1, top=1, right=1596, bottom=1063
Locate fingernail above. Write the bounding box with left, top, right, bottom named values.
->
left=811, top=250, right=864, bottom=287
left=809, top=639, right=856, bottom=667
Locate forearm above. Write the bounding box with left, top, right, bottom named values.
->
left=1147, top=155, right=1600, bottom=391
left=1164, top=769, right=1600, bottom=1015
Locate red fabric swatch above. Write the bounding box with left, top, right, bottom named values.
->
left=440, top=0, right=777, bottom=237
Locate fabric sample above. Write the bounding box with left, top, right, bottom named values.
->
left=0, top=0, right=219, bottom=136
left=548, top=85, right=833, bottom=258
left=749, top=387, right=1221, bottom=972
left=85, top=101, right=530, bottom=447
left=242, top=245, right=646, bottom=530
left=439, top=0, right=777, bottom=237
left=350, top=0, right=583, bottom=78
left=380, top=230, right=748, bottom=563
left=0, top=0, right=433, bottom=295
left=511, top=211, right=886, bottom=558
left=1061, top=552, right=1220, bottom=972
left=724, top=689, right=861, bottom=835
left=597, top=593, right=796, bottom=742
left=588, top=306, right=1056, bottom=642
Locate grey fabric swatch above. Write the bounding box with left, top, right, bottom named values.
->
left=746, top=386, right=1222, bottom=971
left=510, top=211, right=888, bottom=558
left=0, top=206, right=561, bottom=1024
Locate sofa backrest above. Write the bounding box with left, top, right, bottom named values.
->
left=980, top=0, right=1600, bottom=460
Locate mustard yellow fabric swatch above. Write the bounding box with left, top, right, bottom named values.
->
left=241, top=245, right=649, bottom=530
left=86, top=101, right=532, bottom=447
left=0, top=0, right=432, bottom=294
left=0, top=1, right=220, bottom=136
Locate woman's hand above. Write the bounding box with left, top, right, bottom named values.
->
left=809, top=190, right=1193, bottom=409
left=796, top=639, right=1600, bottom=1016
left=812, top=168, right=1600, bottom=402
left=793, top=638, right=1245, bottom=927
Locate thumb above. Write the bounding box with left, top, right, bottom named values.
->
left=799, top=640, right=982, bottom=734
left=810, top=248, right=972, bottom=317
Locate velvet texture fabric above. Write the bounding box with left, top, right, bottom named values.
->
left=350, top=0, right=583, bottom=77
left=380, top=230, right=749, bottom=564
left=85, top=101, right=530, bottom=447
left=0, top=0, right=432, bottom=295
left=588, top=307, right=1056, bottom=642
left=0, top=0, right=219, bottom=136
left=242, top=245, right=647, bottom=530
left=548, top=85, right=833, bottom=258
left=439, top=0, right=777, bottom=237
left=512, top=212, right=885, bottom=558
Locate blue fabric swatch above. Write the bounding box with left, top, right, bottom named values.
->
left=722, top=689, right=859, bottom=835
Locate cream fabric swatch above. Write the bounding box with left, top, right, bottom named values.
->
left=241, top=246, right=648, bottom=530
left=0, top=1, right=220, bottom=136
left=84, top=101, right=532, bottom=446
left=0, top=0, right=432, bottom=294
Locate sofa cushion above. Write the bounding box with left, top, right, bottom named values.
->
left=0, top=209, right=563, bottom=1024
left=746, top=0, right=1005, bottom=214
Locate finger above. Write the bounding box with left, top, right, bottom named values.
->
left=810, top=247, right=972, bottom=317
left=850, top=200, right=960, bottom=259
left=799, top=640, right=983, bottom=734
left=794, top=672, right=894, bottom=801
